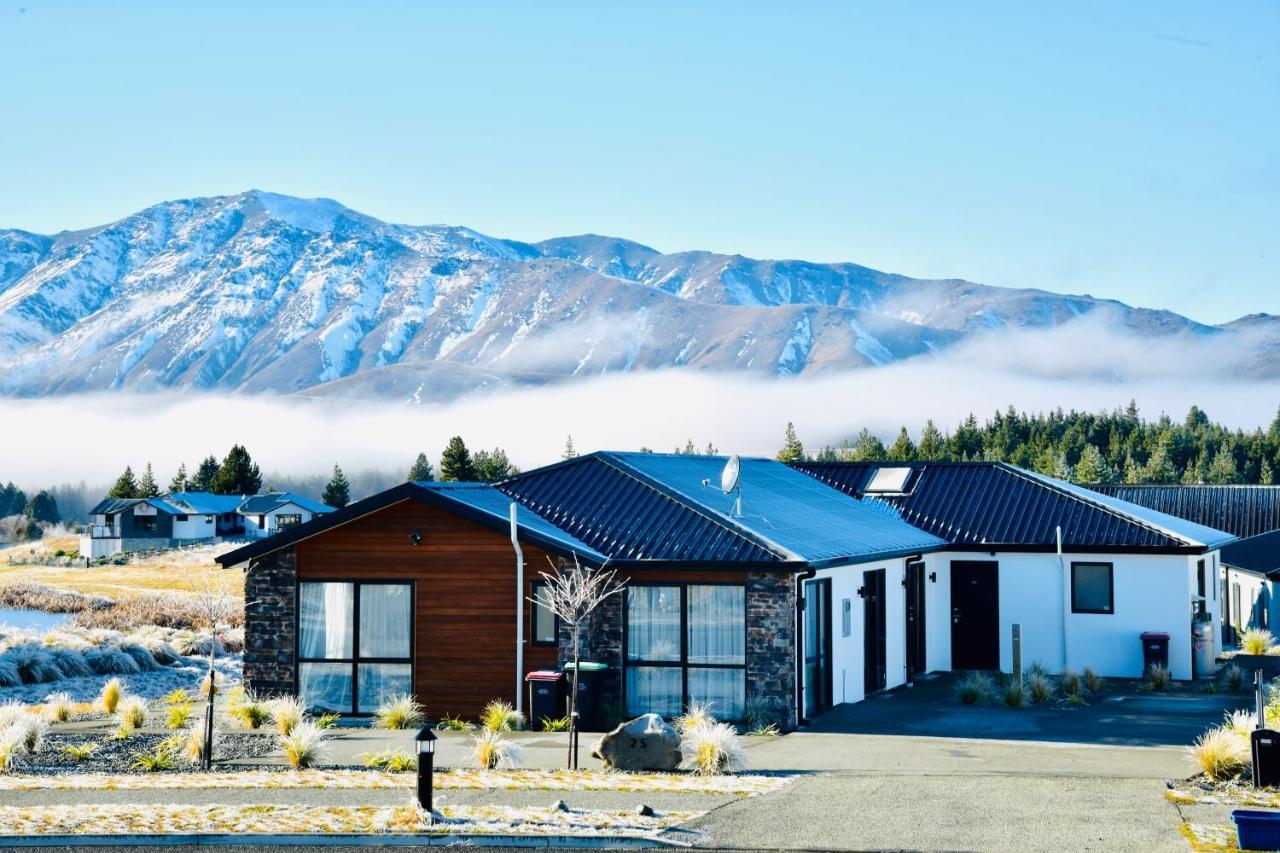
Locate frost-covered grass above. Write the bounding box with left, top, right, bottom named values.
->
left=480, top=700, right=524, bottom=732
left=374, top=694, right=424, bottom=730
left=270, top=696, right=304, bottom=736
left=471, top=729, right=521, bottom=770
left=1189, top=726, right=1250, bottom=781
left=280, top=722, right=327, bottom=769
left=678, top=721, right=746, bottom=776
left=0, top=543, right=242, bottom=601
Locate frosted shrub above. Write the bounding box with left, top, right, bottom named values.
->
left=375, top=694, right=424, bottom=730
left=674, top=700, right=715, bottom=734
left=229, top=691, right=272, bottom=730
left=1242, top=629, right=1275, bottom=656
left=679, top=720, right=747, bottom=776
left=271, top=696, right=306, bottom=736
left=12, top=716, right=49, bottom=752
left=0, top=725, right=28, bottom=773
left=280, top=722, right=327, bottom=769
left=1190, top=727, right=1250, bottom=781
left=470, top=729, right=522, bottom=770
left=0, top=701, right=28, bottom=729
left=1224, top=709, right=1258, bottom=737
left=480, top=700, right=525, bottom=733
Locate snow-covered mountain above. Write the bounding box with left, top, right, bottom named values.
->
left=0, top=191, right=1266, bottom=401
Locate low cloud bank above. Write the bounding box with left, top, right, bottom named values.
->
left=1, top=355, right=1278, bottom=487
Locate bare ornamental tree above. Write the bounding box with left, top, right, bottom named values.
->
left=188, top=581, right=249, bottom=771
left=531, top=554, right=625, bottom=769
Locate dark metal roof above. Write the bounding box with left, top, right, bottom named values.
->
left=793, top=461, right=1232, bottom=553
left=497, top=455, right=785, bottom=564
left=1220, top=530, right=1280, bottom=577
left=89, top=498, right=142, bottom=515
left=1088, top=485, right=1280, bottom=540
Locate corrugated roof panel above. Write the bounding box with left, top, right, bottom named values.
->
left=1089, top=485, right=1280, bottom=540
left=1221, top=530, right=1280, bottom=575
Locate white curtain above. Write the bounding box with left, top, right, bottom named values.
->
left=358, top=585, right=411, bottom=658
left=626, top=666, right=682, bottom=717
left=299, top=582, right=353, bottom=660
left=357, top=663, right=412, bottom=713
left=299, top=662, right=352, bottom=712
left=688, top=667, right=745, bottom=719
left=687, top=585, right=745, bottom=665
left=626, top=587, right=681, bottom=661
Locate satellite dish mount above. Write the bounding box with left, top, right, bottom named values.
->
left=720, top=455, right=742, bottom=518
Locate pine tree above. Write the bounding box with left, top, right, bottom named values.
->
left=0, top=482, right=26, bottom=517
left=562, top=436, right=578, bottom=461
left=887, top=427, right=917, bottom=462
left=168, top=463, right=189, bottom=493
left=137, top=463, right=160, bottom=498
left=1185, top=405, right=1210, bottom=429
left=210, top=445, right=263, bottom=495
left=918, top=421, right=944, bottom=461
left=439, top=436, right=478, bottom=482
left=23, top=491, right=59, bottom=524
left=1052, top=452, right=1073, bottom=481
left=705, top=442, right=718, bottom=455
left=407, top=453, right=433, bottom=482
left=474, top=448, right=516, bottom=482
left=1206, top=442, right=1241, bottom=484
left=192, top=456, right=220, bottom=492
left=1123, top=452, right=1144, bottom=484
left=109, top=466, right=140, bottom=499
left=322, top=464, right=351, bottom=508
left=776, top=422, right=805, bottom=463
left=1142, top=440, right=1178, bottom=484
left=1181, top=454, right=1206, bottom=485
left=1262, top=458, right=1275, bottom=486
left=849, top=429, right=887, bottom=462
left=1073, top=444, right=1115, bottom=484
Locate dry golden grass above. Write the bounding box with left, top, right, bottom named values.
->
left=0, top=540, right=242, bottom=600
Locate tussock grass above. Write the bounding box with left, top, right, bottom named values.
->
left=679, top=721, right=747, bottom=776
left=131, top=738, right=180, bottom=773
left=182, top=724, right=209, bottom=765
left=313, top=712, right=341, bottom=730
left=166, top=704, right=193, bottom=730
left=42, top=692, right=75, bottom=723
left=280, top=722, right=327, bottom=769
left=0, top=546, right=242, bottom=602
left=954, top=672, right=995, bottom=705
left=1003, top=680, right=1026, bottom=708
left=480, top=700, right=525, bottom=733
left=1059, top=669, right=1084, bottom=699
left=1145, top=663, right=1173, bottom=692
left=374, top=694, right=424, bottom=731
left=1221, top=664, right=1245, bottom=693
left=0, top=725, right=29, bottom=773
left=1224, top=709, right=1258, bottom=737
left=1190, top=727, right=1250, bottom=781
left=99, top=678, right=123, bottom=714
left=360, top=749, right=416, bottom=773
left=540, top=716, right=571, bottom=732
left=1241, top=628, right=1275, bottom=656
left=270, top=696, right=305, bottom=736
left=436, top=714, right=471, bottom=731
left=1028, top=672, right=1054, bottom=704
left=118, top=696, right=148, bottom=732
left=674, top=700, right=716, bottom=734
left=61, top=742, right=97, bottom=762
left=228, top=691, right=272, bottom=730
left=1083, top=666, right=1103, bottom=694
left=470, top=729, right=522, bottom=770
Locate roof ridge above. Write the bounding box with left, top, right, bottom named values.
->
left=996, top=463, right=1198, bottom=548
left=596, top=453, right=797, bottom=561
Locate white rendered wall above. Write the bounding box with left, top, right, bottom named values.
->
left=171, top=514, right=216, bottom=541
left=1225, top=567, right=1271, bottom=635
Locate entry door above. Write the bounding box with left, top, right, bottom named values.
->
left=803, top=579, right=832, bottom=716
left=905, top=559, right=927, bottom=680
left=950, top=561, right=999, bottom=670
left=862, top=568, right=887, bottom=694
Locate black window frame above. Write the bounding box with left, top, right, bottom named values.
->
left=134, top=515, right=158, bottom=533
left=1070, top=561, right=1115, bottom=615
left=295, top=579, right=415, bottom=716
left=276, top=513, right=303, bottom=530
left=530, top=581, right=559, bottom=647
left=623, top=581, right=748, bottom=720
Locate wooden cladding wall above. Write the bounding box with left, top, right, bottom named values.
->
left=294, top=499, right=559, bottom=718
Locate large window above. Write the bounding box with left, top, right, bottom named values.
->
left=277, top=513, right=302, bottom=530
left=298, top=581, right=413, bottom=714
left=530, top=581, right=558, bottom=646
left=625, top=584, right=745, bottom=719
left=1071, top=562, right=1114, bottom=614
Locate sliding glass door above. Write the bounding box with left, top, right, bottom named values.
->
left=298, top=581, right=413, bottom=714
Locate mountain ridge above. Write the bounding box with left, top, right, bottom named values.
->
left=0, top=190, right=1271, bottom=402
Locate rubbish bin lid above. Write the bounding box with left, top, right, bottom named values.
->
left=562, top=661, right=608, bottom=671
left=1140, top=632, right=1170, bottom=639
left=526, top=670, right=562, bottom=681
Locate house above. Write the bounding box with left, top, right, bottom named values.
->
left=81, top=490, right=333, bottom=558
left=237, top=493, right=333, bottom=539
left=217, top=454, right=1233, bottom=727
left=1089, top=485, right=1280, bottom=643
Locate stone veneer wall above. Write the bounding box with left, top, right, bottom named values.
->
left=558, top=583, right=625, bottom=723
left=243, top=547, right=297, bottom=697
left=747, top=571, right=798, bottom=730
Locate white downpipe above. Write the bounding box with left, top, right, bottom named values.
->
left=1057, top=525, right=1070, bottom=671
left=511, top=503, right=525, bottom=715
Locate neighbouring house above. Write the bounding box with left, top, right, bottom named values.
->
left=217, top=453, right=1234, bottom=728
left=237, top=493, right=333, bottom=539
left=82, top=490, right=333, bottom=558
left=1089, top=484, right=1280, bottom=644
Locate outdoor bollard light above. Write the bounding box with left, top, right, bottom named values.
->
left=415, top=725, right=438, bottom=814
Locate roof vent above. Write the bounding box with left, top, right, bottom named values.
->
left=865, top=466, right=912, bottom=495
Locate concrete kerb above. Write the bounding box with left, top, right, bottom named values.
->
left=0, top=833, right=684, bottom=848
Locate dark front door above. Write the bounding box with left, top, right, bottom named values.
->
left=951, top=561, right=999, bottom=670
left=803, top=578, right=832, bottom=716
left=862, top=568, right=887, bottom=694
left=905, top=559, right=927, bottom=681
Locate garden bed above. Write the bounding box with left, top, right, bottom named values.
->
left=23, top=731, right=274, bottom=774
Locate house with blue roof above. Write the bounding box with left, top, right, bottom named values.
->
left=216, top=452, right=1235, bottom=729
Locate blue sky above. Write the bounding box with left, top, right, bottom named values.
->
left=0, top=1, right=1275, bottom=323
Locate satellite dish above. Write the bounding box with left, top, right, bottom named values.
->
left=720, top=455, right=741, bottom=495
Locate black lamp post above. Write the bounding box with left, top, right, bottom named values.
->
left=415, top=725, right=438, bottom=814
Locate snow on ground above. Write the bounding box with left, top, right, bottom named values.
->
left=0, top=654, right=241, bottom=705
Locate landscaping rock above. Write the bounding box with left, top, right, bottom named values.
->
left=591, top=713, right=681, bottom=771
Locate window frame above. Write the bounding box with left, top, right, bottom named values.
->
left=529, top=581, right=559, bottom=647
left=622, top=581, right=748, bottom=720
left=295, top=579, right=415, bottom=716
left=276, top=513, right=303, bottom=530
left=1070, top=561, right=1115, bottom=615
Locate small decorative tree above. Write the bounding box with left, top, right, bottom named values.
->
left=532, top=554, right=625, bottom=769
left=188, top=582, right=244, bottom=770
